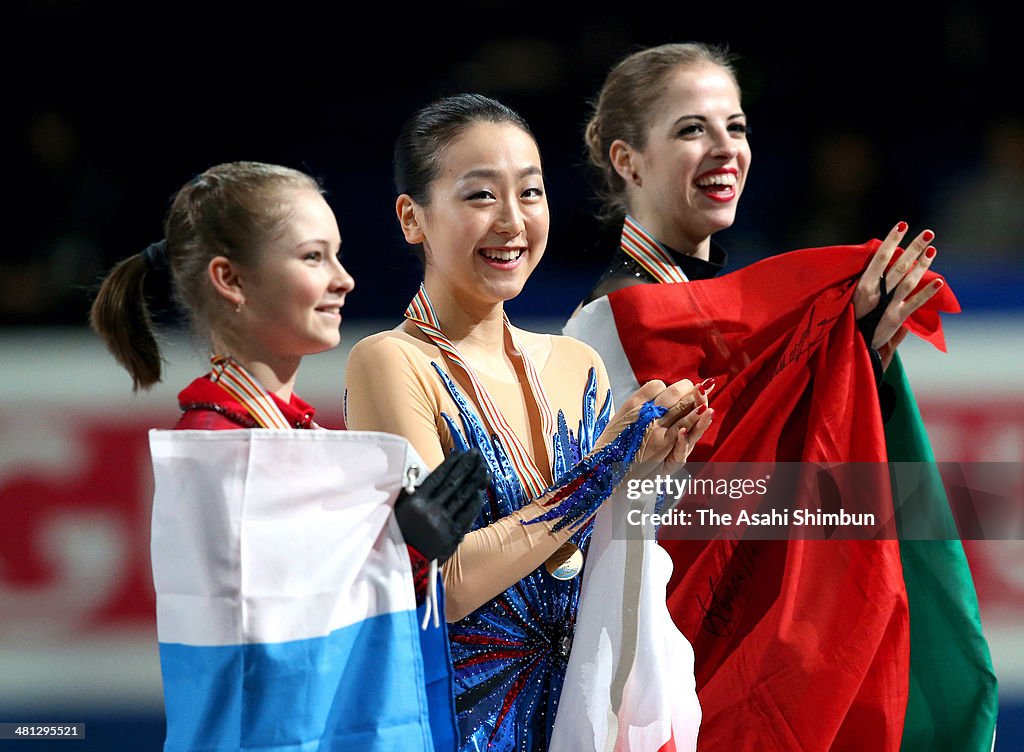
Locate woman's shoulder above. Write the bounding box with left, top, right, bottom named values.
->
left=346, top=325, right=443, bottom=379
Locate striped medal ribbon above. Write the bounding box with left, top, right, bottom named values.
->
left=209, top=355, right=292, bottom=429
left=620, top=215, right=689, bottom=284
left=405, top=284, right=556, bottom=498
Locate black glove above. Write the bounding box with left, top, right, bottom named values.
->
left=394, top=449, right=489, bottom=562
left=856, top=273, right=895, bottom=389
left=855, top=274, right=897, bottom=420
left=856, top=274, right=896, bottom=349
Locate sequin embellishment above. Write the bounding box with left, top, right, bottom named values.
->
left=433, top=364, right=616, bottom=751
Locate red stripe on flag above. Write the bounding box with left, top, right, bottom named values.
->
left=656, top=729, right=677, bottom=752
left=599, top=241, right=960, bottom=750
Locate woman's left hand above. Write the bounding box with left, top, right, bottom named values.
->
left=854, top=221, right=945, bottom=361
left=876, top=327, right=909, bottom=371
left=395, top=448, right=488, bottom=562
left=663, top=378, right=715, bottom=465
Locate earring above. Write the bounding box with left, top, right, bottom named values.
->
left=235, top=301, right=243, bottom=313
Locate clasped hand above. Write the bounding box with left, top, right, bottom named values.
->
left=594, top=378, right=714, bottom=467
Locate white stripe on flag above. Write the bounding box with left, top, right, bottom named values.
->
left=550, top=471, right=701, bottom=752
left=150, top=430, right=419, bottom=646
left=561, top=297, right=701, bottom=752
left=149, top=429, right=439, bottom=752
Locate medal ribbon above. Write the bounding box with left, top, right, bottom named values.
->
left=620, top=215, right=689, bottom=284
left=209, top=355, right=292, bottom=429
left=405, top=284, right=556, bottom=498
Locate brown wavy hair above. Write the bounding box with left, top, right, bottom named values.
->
left=584, top=42, right=739, bottom=222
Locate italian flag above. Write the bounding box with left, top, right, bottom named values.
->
left=564, top=241, right=997, bottom=750
left=885, top=356, right=999, bottom=750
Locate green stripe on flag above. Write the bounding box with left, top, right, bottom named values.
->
left=885, top=355, right=999, bottom=751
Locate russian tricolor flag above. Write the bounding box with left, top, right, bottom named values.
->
left=149, top=430, right=455, bottom=752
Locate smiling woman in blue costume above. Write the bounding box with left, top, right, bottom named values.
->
left=344, top=94, right=713, bottom=751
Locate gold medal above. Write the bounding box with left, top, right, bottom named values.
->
left=545, top=541, right=584, bottom=580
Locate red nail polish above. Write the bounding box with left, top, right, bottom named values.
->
left=896, top=221, right=908, bottom=233
left=696, top=404, right=707, bottom=415
left=922, top=229, right=935, bottom=242
left=696, top=383, right=706, bottom=395
left=701, top=377, right=716, bottom=389
left=934, top=279, right=944, bottom=289
left=925, top=246, right=936, bottom=259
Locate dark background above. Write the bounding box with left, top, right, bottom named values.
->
left=9, top=2, right=1023, bottom=329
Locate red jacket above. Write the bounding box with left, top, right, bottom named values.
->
left=175, top=375, right=320, bottom=429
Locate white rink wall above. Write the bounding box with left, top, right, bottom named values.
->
left=1, top=315, right=1022, bottom=732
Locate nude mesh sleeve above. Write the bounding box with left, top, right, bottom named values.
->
left=344, top=336, right=448, bottom=470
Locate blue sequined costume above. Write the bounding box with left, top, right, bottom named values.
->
left=433, top=363, right=623, bottom=752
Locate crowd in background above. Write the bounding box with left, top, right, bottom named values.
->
left=8, top=3, right=1022, bottom=327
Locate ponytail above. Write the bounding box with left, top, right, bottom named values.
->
left=89, top=242, right=166, bottom=391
